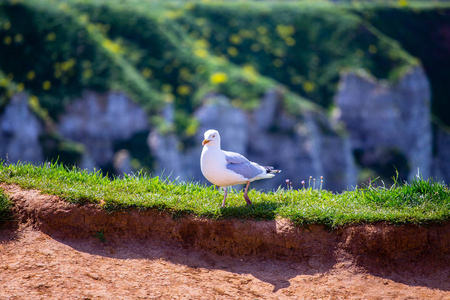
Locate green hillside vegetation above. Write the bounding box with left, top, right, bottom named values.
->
left=180, top=1, right=416, bottom=108
left=351, top=3, right=450, bottom=126
left=0, top=162, right=449, bottom=227
left=0, top=0, right=423, bottom=167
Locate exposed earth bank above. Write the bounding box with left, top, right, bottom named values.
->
left=1, top=184, right=449, bottom=299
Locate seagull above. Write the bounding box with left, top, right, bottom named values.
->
left=200, top=129, right=280, bottom=207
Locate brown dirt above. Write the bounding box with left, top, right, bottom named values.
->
left=1, top=183, right=449, bottom=299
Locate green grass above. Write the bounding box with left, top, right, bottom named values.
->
left=0, top=186, right=13, bottom=223
left=0, top=162, right=448, bottom=228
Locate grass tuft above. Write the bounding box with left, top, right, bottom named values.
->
left=0, top=187, right=13, bottom=223
left=0, top=162, right=449, bottom=228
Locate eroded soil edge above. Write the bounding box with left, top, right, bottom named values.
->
left=2, top=183, right=449, bottom=274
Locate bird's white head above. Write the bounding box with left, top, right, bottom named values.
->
left=202, top=129, right=221, bottom=147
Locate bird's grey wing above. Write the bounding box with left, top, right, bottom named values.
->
left=223, top=151, right=251, bottom=164
left=224, top=151, right=263, bottom=179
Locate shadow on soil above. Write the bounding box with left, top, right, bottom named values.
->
left=51, top=234, right=330, bottom=293
left=0, top=221, right=19, bottom=243
left=46, top=227, right=450, bottom=293
left=353, top=253, right=450, bottom=292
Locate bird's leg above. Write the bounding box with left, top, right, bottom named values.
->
left=243, top=181, right=252, bottom=205
left=221, top=187, right=227, bottom=208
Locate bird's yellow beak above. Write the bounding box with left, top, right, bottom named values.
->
left=202, top=139, right=210, bottom=146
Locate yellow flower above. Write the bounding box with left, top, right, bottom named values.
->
left=164, top=93, right=174, bottom=103
left=26, top=71, right=36, bottom=80
left=193, top=38, right=210, bottom=58
left=141, top=68, right=153, bottom=79
left=60, top=58, right=76, bottom=72
left=178, top=68, right=192, bottom=81
left=243, top=64, right=257, bottom=75
left=258, top=35, right=271, bottom=45
left=3, top=21, right=11, bottom=30
left=303, top=81, right=315, bottom=93
left=194, top=48, right=208, bottom=58
left=243, top=65, right=257, bottom=83
left=216, top=55, right=228, bottom=65
left=273, top=59, right=283, bottom=68
left=177, top=85, right=191, bottom=96
left=285, top=37, right=296, bottom=47
left=229, top=34, right=242, bottom=45
left=238, top=29, right=253, bottom=38
left=43, top=81, right=51, bottom=90
left=276, top=24, right=295, bottom=39
left=29, top=95, right=39, bottom=109
left=185, top=119, right=199, bottom=137
left=274, top=48, right=285, bottom=58
left=14, top=34, right=23, bottom=43
left=54, top=69, right=62, bottom=79
left=195, top=39, right=210, bottom=49
left=17, top=83, right=24, bottom=92
left=3, top=36, right=12, bottom=45
left=210, top=72, right=228, bottom=85
left=227, top=47, right=238, bottom=57
left=28, top=95, right=48, bottom=118
left=398, top=0, right=408, bottom=6
left=46, top=32, right=56, bottom=41
left=257, top=26, right=267, bottom=35
left=102, top=39, right=123, bottom=54
left=83, top=69, right=93, bottom=79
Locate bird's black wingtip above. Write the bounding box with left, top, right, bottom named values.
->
left=264, top=166, right=281, bottom=174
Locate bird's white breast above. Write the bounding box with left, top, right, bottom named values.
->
left=200, top=146, right=247, bottom=187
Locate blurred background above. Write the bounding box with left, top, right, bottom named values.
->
left=1, top=0, right=450, bottom=191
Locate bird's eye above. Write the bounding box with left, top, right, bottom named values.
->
left=212, top=135, right=215, bottom=138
